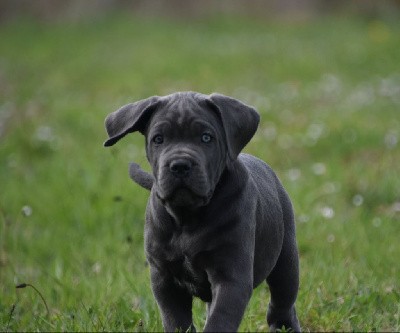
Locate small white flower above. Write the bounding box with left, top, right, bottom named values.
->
left=321, top=206, right=335, bottom=219
left=390, top=202, right=400, bottom=214
left=287, top=168, right=301, bottom=181
left=312, top=163, right=326, bottom=176
left=327, top=234, right=335, bottom=243
left=322, top=182, right=339, bottom=194
left=35, top=126, right=55, bottom=142
left=298, top=215, right=310, bottom=223
left=352, top=194, right=364, bottom=207
left=278, top=134, right=293, bottom=149
left=307, top=123, right=325, bottom=141
left=320, top=74, right=342, bottom=96
left=346, top=84, right=375, bottom=108
left=92, top=262, right=102, bottom=274
left=21, top=205, right=32, bottom=217
left=262, top=124, right=277, bottom=141
left=372, top=217, right=382, bottom=227
left=384, top=131, right=398, bottom=149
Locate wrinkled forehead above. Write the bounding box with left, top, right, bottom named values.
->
left=148, top=94, right=221, bottom=130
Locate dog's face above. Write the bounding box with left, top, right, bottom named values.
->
left=144, top=98, right=227, bottom=207
left=104, top=92, right=260, bottom=208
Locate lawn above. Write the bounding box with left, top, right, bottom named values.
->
left=0, top=12, right=399, bottom=332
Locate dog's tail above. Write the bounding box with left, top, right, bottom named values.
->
left=129, top=162, right=153, bottom=191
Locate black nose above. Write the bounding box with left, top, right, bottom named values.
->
left=169, top=159, right=192, bottom=178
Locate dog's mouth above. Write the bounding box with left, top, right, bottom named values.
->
left=156, top=185, right=212, bottom=208
left=155, top=162, right=214, bottom=207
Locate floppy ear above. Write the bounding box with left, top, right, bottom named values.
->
left=104, top=96, right=160, bottom=147
left=207, top=93, right=260, bottom=160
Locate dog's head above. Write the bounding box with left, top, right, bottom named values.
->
left=104, top=92, right=259, bottom=208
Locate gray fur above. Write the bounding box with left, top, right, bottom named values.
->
left=129, top=162, right=153, bottom=190
left=104, top=92, right=300, bottom=332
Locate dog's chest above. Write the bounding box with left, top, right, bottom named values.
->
left=154, top=229, right=212, bottom=302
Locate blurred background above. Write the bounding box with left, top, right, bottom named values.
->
left=1, top=0, right=400, bottom=22
left=1, top=1, right=399, bottom=332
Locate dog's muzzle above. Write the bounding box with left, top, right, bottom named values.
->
left=156, top=156, right=213, bottom=207
left=169, top=158, right=192, bottom=178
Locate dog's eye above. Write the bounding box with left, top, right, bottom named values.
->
left=153, top=135, right=164, bottom=145
left=201, top=133, right=212, bottom=143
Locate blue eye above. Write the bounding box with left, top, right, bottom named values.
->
left=153, top=135, right=164, bottom=144
left=201, top=133, right=212, bottom=143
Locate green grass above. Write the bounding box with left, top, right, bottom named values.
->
left=1, top=13, right=400, bottom=332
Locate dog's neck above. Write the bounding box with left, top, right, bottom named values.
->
left=164, top=204, right=201, bottom=228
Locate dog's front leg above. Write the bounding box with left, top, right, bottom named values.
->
left=204, top=273, right=253, bottom=332
left=150, top=267, right=195, bottom=332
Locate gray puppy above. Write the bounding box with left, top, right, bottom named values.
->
left=104, top=92, right=300, bottom=332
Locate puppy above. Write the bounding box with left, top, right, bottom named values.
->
left=104, top=92, right=300, bottom=332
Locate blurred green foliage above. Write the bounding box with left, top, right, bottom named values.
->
left=0, top=13, right=399, bottom=331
